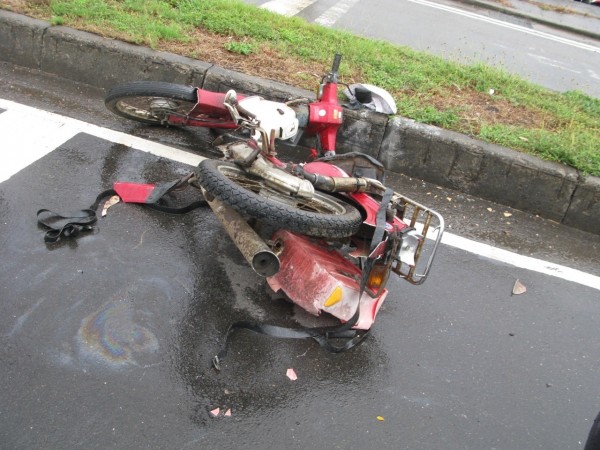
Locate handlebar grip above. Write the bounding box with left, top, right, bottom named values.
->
left=331, top=54, right=342, bottom=75
left=330, top=54, right=342, bottom=83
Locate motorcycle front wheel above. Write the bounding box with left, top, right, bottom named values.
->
left=105, top=81, right=198, bottom=125
left=195, top=160, right=363, bottom=239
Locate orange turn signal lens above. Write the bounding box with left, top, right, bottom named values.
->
left=366, top=263, right=388, bottom=291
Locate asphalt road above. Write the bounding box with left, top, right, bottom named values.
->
left=1, top=62, right=599, bottom=449
left=246, top=0, right=600, bottom=97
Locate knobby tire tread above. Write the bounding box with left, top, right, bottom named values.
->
left=196, top=160, right=362, bottom=238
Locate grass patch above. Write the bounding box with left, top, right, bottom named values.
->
left=224, top=40, right=255, bottom=55
left=3, top=0, right=599, bottom=176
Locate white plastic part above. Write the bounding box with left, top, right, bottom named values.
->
left=344, top=84, right=398, bottom=114
left=237, top=96, right=299, bottom=140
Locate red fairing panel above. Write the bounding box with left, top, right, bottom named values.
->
left=305, top=83, right=344, bottom=152
left=267, top=230, right=387, bottom=330
left=113, top=182, right=155, bottom=203
left=191, top=89, right=233, bottom=117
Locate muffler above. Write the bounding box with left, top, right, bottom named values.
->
left=205, top=195, right=280, bottom=277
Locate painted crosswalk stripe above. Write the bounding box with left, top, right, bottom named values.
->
left=0, top=98, right=598, bottom=291
left=0, top=98, right=205, bottom=184
left=0, top=108, right=79, bottom=183
left=314, top=0, right=361, bottom=26
left=260, top=0, right=318, bottom=16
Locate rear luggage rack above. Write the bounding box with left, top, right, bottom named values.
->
left=392, top=193, right=445, bottom=285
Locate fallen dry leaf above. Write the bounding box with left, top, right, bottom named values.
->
left=377, top=416, right=385, bottom=421
left=101, top=195, right=120, bottom=217
left=286, top=368, right=298, bottom=381
left=512, top=279, right=527, bottom=295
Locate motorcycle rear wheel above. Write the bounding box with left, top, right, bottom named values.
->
left=196, top=160, right=362, bottom=238
left=105, top=81, right=198, bottom=125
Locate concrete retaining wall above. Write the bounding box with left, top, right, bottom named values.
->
left=0, top=9, right=597, bottom=234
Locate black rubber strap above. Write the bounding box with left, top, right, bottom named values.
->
left=371, top=188, right=394, bottom=252
left=144, top=199, right=207, bottom=215
left=37, top=174, right=207, bottom=243
left=212, top=306, right=365, bottom=371
left=212, top=188, right=394, bottom=369
left=37, top=208, right=98, bottom=243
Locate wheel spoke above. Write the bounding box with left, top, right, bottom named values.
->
left=116, top=96, right=193, bottom=122
left=223, top=167, right=345, bottom=215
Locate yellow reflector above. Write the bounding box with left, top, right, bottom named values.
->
left=324, top=286, right=343, bottom=307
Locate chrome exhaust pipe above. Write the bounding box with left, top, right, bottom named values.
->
left=205, top=195, right=280, bottom=277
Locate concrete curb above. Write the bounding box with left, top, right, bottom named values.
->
left=0, top=9, right=598, bottom=235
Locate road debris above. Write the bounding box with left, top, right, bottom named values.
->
left=101, top=195, right=120, bottom=217
left=512, top=279, right=527, bottom=295
left=286, top=368, right=298, bottom=381
left=210, top=407, right=233, bottom=418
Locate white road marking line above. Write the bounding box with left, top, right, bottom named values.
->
left=588, top=68, right=600, bottom=81
left=527, top=53, right=582, bottom=73
left=440, top=232, right=600, bottom=292
left=315, top=0, right=361, bottom=26
left=0, top=109, right=79, bottom=183
left=260, top=0, right=318, bottom=16
left=0, top=99, right=205, bottom=179
left=407, top=0, right=600, bottom=54
left=1, top=98, right=598, bottom=291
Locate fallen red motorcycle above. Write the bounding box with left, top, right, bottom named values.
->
left=105, top=54, right=348, bottom=156
left=102, top=55, right=445, bottom=360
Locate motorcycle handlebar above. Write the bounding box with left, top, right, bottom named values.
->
left=331, top=54, right=342, bottom=82
left=224, top=90, right=257, bottom=121
left=235, top=102, right=257, bottom=121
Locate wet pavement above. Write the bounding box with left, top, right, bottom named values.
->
left=1, top=62, right=599, bottom=449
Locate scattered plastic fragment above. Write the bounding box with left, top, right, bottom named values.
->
left=488, top=89, right=495, bottom=96
left=286, top=368, right=298, bottom=381
left=377, top=416, right=385, bottom=421
left=487, top=207, right=493, bottom=212
left=101, top=195, right=120, bottom=217
left=503, top=212, right=513, bottom=218
left=210, top=408, right=220, bottom=417
left=225, top=409, right=232, bottom=417
left=512, top=279, right=527, bottom=295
